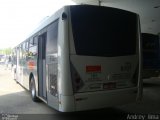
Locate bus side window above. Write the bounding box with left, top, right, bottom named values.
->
left=46, top=20, right=58, bottom=55
left=28, top=37, right=38, bottom=58
left=22, top=42, right=26, bottom=60
left=33, top=36, right=38, bottom=56
left=25, top=41, right=29, bottom=60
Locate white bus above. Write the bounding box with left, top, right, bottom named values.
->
left=13, top=5, right=142, bottom=112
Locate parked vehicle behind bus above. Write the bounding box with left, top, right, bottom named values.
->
left=13, top=5, right=142, bottom=112
left=142, top=33, right=160, bottom=78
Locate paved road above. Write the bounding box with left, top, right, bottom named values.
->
left=117, top=78, right=160, bottom=114
left=0, top=65, right=56, bottom=114
left=0, top=64, right=160, bottom=120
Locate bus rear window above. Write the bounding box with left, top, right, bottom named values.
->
left=70, top=5, right=137, bottom=57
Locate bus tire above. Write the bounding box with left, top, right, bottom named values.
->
left=30, top=77, right=39, bottom=102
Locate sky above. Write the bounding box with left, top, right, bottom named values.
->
left=0, top=0, right=75, bottom=49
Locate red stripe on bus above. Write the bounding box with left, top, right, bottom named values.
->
left=28, top=61, right=35, bottom=70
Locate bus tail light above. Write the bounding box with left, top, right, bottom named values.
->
left=70, top=63, right=84, bottom=92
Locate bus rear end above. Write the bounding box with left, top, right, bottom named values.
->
left=69, top=5, right=142, bottom=111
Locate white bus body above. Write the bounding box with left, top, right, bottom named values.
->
left=13, top=5, right=142, bottom=112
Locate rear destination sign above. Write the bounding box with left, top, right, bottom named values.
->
left=86, top=65, right=101, bottom=73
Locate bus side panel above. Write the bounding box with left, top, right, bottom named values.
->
left=59, top=95, right=75, bottom=112
left=47, top=7, right=75, bottom=111
left=57, top=7, right=73, bottom=96
left=47, top=94, right=59, bottom=111
left=57, top=7, right=75, bottom=112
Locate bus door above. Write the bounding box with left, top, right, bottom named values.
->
left=38, top=33, right=47, bottom=100
left=46, top=20, right=59, bottom=109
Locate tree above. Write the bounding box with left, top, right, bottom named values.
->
left=0, top=48, right=12, bottom=55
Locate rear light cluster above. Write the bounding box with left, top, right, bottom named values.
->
left=70, top=63, right=84, bottom=92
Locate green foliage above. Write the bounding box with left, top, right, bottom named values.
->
left=0, top=48, right=12, bottom=55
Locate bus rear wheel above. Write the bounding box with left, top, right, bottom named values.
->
left=30, top=77, right=39, bottom=102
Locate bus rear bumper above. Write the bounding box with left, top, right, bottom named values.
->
left=74, top=87, right=137, bottom=111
